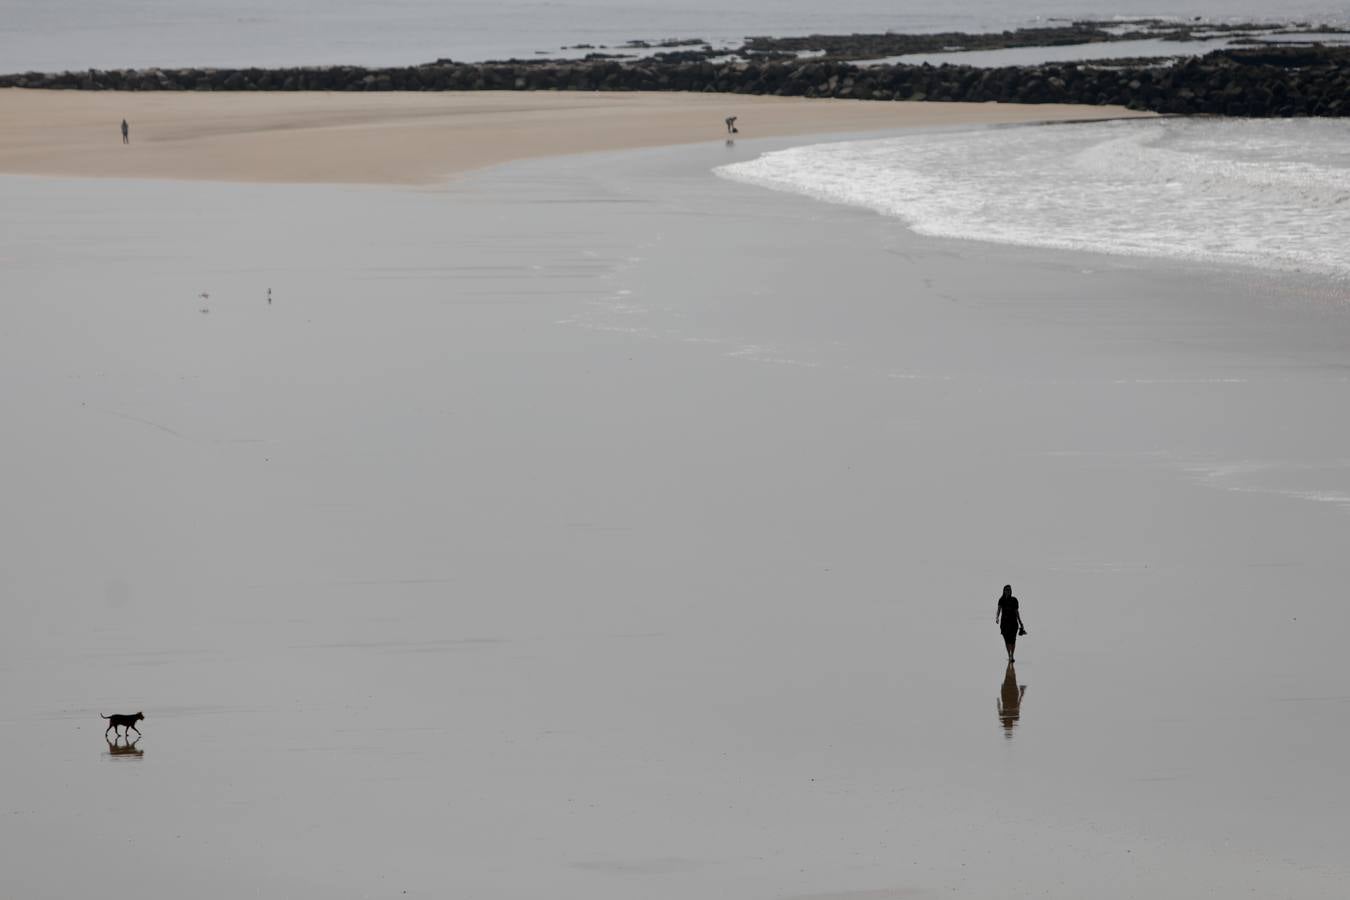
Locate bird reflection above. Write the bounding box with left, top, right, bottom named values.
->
left=998, top=663, right=1027, bottom=738
left=105, top=736, right=144, bottom=759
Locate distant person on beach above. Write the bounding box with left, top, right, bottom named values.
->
left=121, top=119, right=129, bottom=144
left=995, top=584, right=1026, bottom=662
left=725, top=115, right=738, bottom=134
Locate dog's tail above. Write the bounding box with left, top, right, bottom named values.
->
left=100, top=714, right=110, bottom=719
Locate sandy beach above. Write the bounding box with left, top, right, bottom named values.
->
left=3, top=88, right=1348, bottom=900
left=0, top=89, right=1152, bottom=183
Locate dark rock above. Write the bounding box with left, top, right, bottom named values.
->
left=2, top=39, right=1347, bottom=118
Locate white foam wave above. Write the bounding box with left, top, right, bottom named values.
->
left=715, top=118, right=1350, bottom=280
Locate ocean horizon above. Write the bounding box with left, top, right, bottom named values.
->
left=3, top=0, right=1349, bottom=72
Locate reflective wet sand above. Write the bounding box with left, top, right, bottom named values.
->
left=2, top=131, right=1349, bottom=898
left=998, top=664, right=1026, bottom=738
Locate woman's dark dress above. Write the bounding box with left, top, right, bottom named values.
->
left=998, top=595, right=1020, bottom=639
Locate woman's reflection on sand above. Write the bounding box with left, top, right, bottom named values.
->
left=105, top=736, right=144, bottom=759
left=998, top=663, right=1027, bottom=738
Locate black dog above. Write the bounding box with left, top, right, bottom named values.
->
left=101, top=712, right=144, bottom=737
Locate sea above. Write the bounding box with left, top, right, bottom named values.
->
left=717, top=118, right=1350, bottom=281
left=2, top=0, right=1348, bottom=72
left=3, top=0, right=1348, bottom=282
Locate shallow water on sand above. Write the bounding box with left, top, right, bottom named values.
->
left=3, top=127, right=1350, bottom=898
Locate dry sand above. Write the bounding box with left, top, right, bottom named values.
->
left=0, top=88, right=1152, bottom=184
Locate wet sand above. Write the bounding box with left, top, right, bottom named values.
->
left=0, top=88, right=1151, bottom=183
left=2, top=124, right=1349, bottom=898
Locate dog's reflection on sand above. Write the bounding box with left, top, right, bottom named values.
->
left=105, top=736, right=144, bottom=759
left=998, top=663, right=1027, bottom=739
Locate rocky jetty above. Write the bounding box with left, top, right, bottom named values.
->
left=2, top=45, right=1347, bottom=117
left=737, top=21, right=1347, bottom=61
left=739, top=24, right=1119, bottom=60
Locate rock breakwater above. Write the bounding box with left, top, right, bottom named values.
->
left=2, top=46, right=1347, bottom=117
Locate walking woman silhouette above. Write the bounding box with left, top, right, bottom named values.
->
left=995, top=585, right=1027, bottom=662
